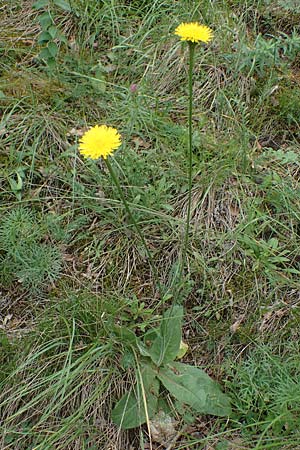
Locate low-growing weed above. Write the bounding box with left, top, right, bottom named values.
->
left=0, top=207, right=62, bottom=292
left=33, top=0, right=70, bottom=70
left=225, top=32, right=300, bottom=77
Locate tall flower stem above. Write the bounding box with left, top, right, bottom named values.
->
left=105, top=158, right=163, bottom=297
left=178, top=42, right=195, bottom=295
left=173, top=23, right=213, bottom=303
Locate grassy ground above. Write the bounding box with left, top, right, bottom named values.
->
left=1, top=0, right=300, bottom=448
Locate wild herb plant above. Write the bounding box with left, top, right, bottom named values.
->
left=33, top=0, right=70, bottom=70
left=0, top=207, right=62, bottom=292
left=111, top=305, right=231, bottom=429
left=238, top=235, right=297, bottom=284
left=77, top=22, right=232, bottom=431
left=226, top=32, right=300, bottom=77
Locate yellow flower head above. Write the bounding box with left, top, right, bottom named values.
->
left=175, top=22, right=213, bottom=44
left=78, top=125, right=121, bottom=160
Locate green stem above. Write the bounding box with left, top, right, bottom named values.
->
left=105, top=158, right=163, bottom=297
left=179, top=43, right=195, bottom=293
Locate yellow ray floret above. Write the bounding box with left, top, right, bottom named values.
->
left=78, top=125, right=121, bottom=160
left=175, top=22, right=213, bottom=44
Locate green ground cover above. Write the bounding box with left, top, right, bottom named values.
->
left=1, top=0, right=300, bottom=448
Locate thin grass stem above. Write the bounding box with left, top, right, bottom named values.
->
left=105, top=158, right=163, bottom=298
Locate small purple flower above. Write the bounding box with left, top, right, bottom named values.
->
left=129, top=83, right=138, bottom=94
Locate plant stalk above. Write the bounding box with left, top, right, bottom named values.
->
left=178, top=42, right=195, bottom=298
left=105, top=158, right=163, bottom=297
